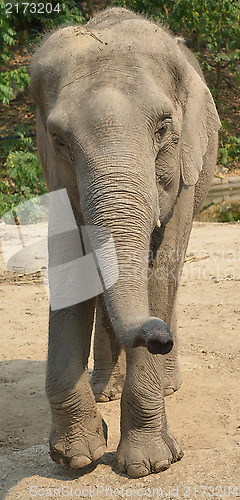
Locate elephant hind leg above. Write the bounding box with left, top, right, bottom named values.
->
left=91, top=298, right=126, bottom=402
left=164, top=302, right=182, bottom=396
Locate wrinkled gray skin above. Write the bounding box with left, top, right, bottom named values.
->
left=31, top=8, right=220, bottom=477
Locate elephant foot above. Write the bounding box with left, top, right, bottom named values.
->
left=117, top=427, right=183, bottom=478
left=91, top=349, right=126, bottom=402
left=164, top=376, right=182, bottom=396
left=49, top=416, right=107, bottom=469
left=91, top=370, right=125, bottom=402
left=164, top=361, right=182, bottom=396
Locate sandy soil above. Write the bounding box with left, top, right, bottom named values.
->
left=0, top=222, right=239, bottom=499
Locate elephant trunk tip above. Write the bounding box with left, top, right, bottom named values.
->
left=146, top=332, right=173, bottom=355
left=133, top=318, right=174, bottom=355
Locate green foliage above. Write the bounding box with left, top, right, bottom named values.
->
left=0, top=0, right=86, bottom=218
left=0, top=0, right=86, bottom=105
left=39, top=1, right=86, bottom=30
left=115, top=0, right=240, bottom=88
left=114, top=0, right=166, bottom=18
left=5, top=0, right=86, bottom=33
left=0, top=0, right=30, bottom=104
left=0, top=130, right=47, bottom=218
left=218, top=135, right=240, bottom=167
left=196, top=200, right=240, bottom=223
left=0, top=0, right=15, bottom=61
left=0, top=66, right=30, bottom=104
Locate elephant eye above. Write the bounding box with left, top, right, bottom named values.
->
left=155, top=118, right=172, bottom=142
left=52, top=134, right=72, bottom=161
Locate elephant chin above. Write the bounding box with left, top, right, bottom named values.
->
left=131, top=318, right=174, bottom=355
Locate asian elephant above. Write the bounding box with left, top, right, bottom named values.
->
left=30, top=8, right=221, bottom=477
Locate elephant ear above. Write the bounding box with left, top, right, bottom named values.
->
left=181, top=63, right=221, bottom=186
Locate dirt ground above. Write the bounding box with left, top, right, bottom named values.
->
left=0, top=222, right=239, bottom=499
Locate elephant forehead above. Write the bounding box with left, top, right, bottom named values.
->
left=34, top=19, right=175, bottom=60
left=31, top=19, right=183, bottom=102
left=32, top=55, right=175, bottom=123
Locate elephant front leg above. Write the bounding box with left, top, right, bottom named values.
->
left=91, top=299, right=126, bottom=402
left=117, top=347, right=183, bottom=477
left=47, top=300, right=107, bottom=469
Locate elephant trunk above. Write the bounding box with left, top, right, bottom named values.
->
left=78, top=164, right=173, bottom=355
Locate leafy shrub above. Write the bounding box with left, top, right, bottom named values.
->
left=196, top=200, right=240, bottom=222
left=0, top=130, right=47, bottom=218
left=0, top=0, right=86, bottom=105
left=218, top=135, right=240, bottom=167
left=0, top=0, right=15, bottom=62
left=6, top=0, right=86, bottom=34
left=0, top=0, right=86, bottom=218
left=115, top=0, right=240, bottom=89
left=0, top=0, right=30, bottom=104
left=0, top=67, right=30, bottom=104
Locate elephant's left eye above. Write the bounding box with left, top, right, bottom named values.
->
left=155, top=118, right=172, bottom=144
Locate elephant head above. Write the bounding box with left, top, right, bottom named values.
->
left=30, top=9, right=220, bottom=355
